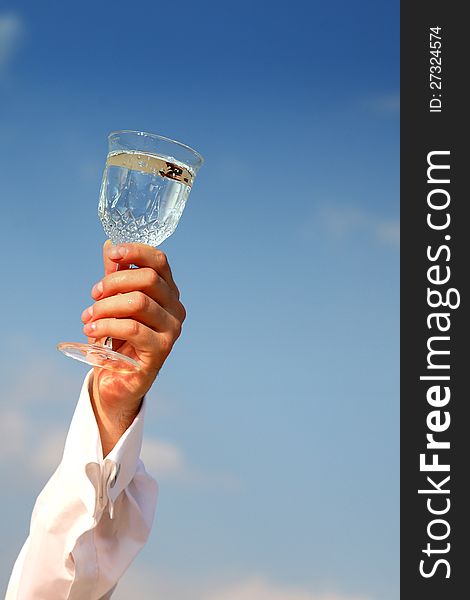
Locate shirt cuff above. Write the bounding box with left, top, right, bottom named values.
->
left=60, top=370, right=146, bottom=520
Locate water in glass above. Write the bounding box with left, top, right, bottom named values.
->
left=99, top=150, right=192, bottom=246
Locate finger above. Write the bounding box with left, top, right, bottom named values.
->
left=103, top=239, right=130, bottom=277
left=104, top=243, right=179, bottom=296
left=83, top=318, right=176, bottom=355
left=82, top=291, right=181, bottom=334
left=91, top=267, right=186, bottom=321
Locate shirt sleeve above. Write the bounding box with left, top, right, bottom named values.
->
left=5, top=370, right=158, bottom=600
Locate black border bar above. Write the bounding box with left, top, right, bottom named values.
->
left=401, top=3, right=468, bottom=598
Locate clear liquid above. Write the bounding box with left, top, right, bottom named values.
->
left=98, top=151, right=192, bottom=246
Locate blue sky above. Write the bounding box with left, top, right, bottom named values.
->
left=0, top=2, right=399, bottom=599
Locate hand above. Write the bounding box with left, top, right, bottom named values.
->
left=81, top=241, right=186, bottom=455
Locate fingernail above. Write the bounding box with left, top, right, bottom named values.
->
left=83, top=322, right=97, bottom=334
left=81, top=306, right=93, bottom=323
left=109, top=245, right=127, bottom=260
left=92, top=281, right=103, bottom=298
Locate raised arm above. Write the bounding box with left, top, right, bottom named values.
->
left=6, top=242, right=186, bottom=599
left=85, top=241, right=186, bottom=456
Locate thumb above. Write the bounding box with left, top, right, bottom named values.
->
left=103, top=240, right=132, bottom=276
left=103, top=239, right=116, bottom=276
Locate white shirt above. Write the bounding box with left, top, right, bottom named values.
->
left=5, top=371, right=158, bottom=600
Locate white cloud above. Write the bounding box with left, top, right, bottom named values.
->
left=206, top=578, right=369, bottom=600
left=0, top=407, right=187, bottom=482
left=0, top=350, right=83, bottom=476
left=0, top=351, right=239, bottom=490
left=0, top=13, right=24, bottom=75
left=364, top=92, right=400, bottom=115
left=141, top=438, right=186, bottom=475
left=0, top=406, right=64, bottom=480
left=0, top=338, right=86, bottom=409
left=1, top=355, right=75, bottom=407
left=0, top=406, right=239, bottom=491
left=374, top=219, right=400, bottom=246
left=142, top=437, right=241, bottom=491
left=0, top=410, right=29, bottom=460
left=305, top=204, right=399, bottom=248
left=115, top=568, right=370, bottom=600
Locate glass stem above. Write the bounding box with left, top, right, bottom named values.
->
left=103, top=255, right=124, bottom=350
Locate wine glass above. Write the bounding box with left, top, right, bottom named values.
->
left=57, top=130, right=204, bottom=372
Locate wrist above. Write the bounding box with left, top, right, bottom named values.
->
left=90, top=374, right=143, bottom=456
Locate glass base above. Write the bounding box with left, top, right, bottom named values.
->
left=57, top=342, right=141, bottom=373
